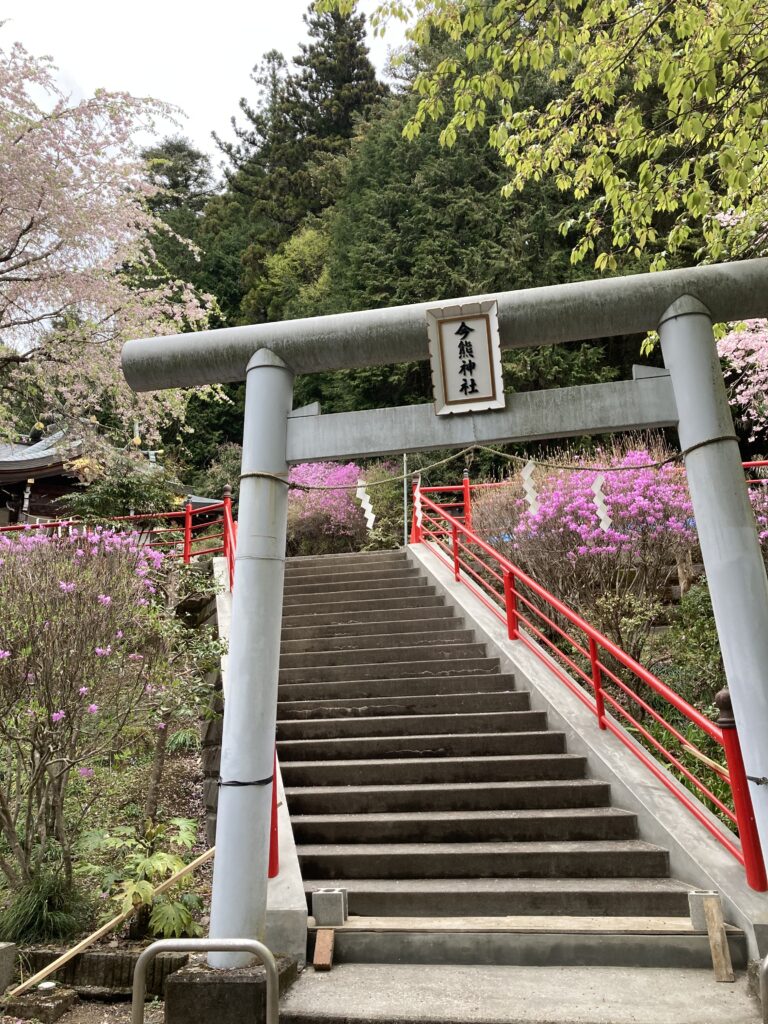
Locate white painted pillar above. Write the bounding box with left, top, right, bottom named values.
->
left=659, top=295, right=768, bottom=857
left=208, top=349, right=294, bottom=968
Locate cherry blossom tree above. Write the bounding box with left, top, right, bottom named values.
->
left=718, top=320, right=768, bottom=448
left=0, top=34, right=214, bottom=442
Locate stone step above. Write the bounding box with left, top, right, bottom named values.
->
left=280, top=753, right=587, bottom=787
left=292, top=808, right=639, bottom=845
left=278, top=656, right=501, bottom=684
left=283, top=583, right=437, bottom=609
left=281, top=593, right=447, bottom=619
left=286, top=550, right=407, bottom=572
left=284, top=780, right=610, bottom=815
left=278, top=963, right=755, bottom=1021
left=284, top=567, right=423, bottom=592
left=277, top=689, right=529, bottom=720
left=278, top=641, right=488, bottom=670
left=278, top=672, right=516, bottom=703
left=284, top=575, right=429, bottom=599
left=280, top=627, right=476, bottom=655
left=301, top=876, right=693, bottom=918
left=277, top=710, right=547, bottom=741
left=277, top=729, right=565, bottom=762
left=302, top=921, right=747, bottom=971
left=281, top=607, right=457, bottom=634
left=296, top=840, right=670, bottom=880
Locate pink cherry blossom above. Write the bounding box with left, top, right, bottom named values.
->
left=0, top=37, right=214, bottom=439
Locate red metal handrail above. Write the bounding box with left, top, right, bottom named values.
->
left=744, top=460, right=768, bottom=488
left=0, top=500, right=230, bottom=565
left=412, top=483, right=767, bottom=891
left=422, top=460, right=768, bottom=527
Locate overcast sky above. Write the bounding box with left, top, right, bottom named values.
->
left=4, top=1, right=405, bottom=165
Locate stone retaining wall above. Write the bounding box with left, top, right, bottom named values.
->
left=18, top=948, right=188, bottom=997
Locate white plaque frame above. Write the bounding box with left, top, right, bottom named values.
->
left=426, top=299, right=505, bottom=415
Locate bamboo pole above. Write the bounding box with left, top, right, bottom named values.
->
left=3, top=846, right=215, bottom=1001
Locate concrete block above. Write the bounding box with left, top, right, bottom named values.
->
left=164, top=954, right=298, bottom=1024
left=688, top=890, right=720, bottom=931
left=4, top=985, right=76, bottom=1023
left=312, top=889, right=347, bottom=926
left=0, top=941, right=16, bottom=992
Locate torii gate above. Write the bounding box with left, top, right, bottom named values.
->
left=123, top=259, right=768, bottom=968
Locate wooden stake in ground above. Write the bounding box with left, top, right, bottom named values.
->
left=2, top=846, right=216, bottom=1002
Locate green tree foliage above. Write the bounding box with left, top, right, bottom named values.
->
left=208, top=8, right=386, bottom=325
left=262, top=69, right=618, bottom=413
left=321, top=0, right=768, bottom=270
left=141, top=136, right=219, bottom=298
left=62, top=453, right=184, bottom=519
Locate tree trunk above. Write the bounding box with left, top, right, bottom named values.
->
left=144, top=712, right=172, bottom=823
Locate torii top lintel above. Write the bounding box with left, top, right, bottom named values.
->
left=122, top=259, right=768, bottom=393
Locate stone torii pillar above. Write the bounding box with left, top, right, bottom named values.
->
left=122, top=259, right=768, bottom=966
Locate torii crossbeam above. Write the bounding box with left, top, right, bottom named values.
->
left=123, top=260, right=768, bottom=968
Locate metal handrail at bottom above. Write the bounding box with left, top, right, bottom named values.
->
left=131, top=938, right=279, bottom=1024
left=761, top=952, right=768, bottom=1024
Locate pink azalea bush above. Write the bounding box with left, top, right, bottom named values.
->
left=287, top=462, right=367, bottom=555
left=472, top=444, right=697, bottom=660
left=0, top=529, right=207, bottom=889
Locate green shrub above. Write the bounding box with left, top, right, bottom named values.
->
left=63, top=451, right=184, bottom=519
left=0, top=869, right=91, bottom=942
left=653, top=581, right=725, bottom=708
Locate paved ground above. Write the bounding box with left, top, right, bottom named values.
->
left=279, top=963, right=763, bottom=1024
left=0, top=964, right=760, bottom=1023
left=1, top=1001, right=163, bottom=1024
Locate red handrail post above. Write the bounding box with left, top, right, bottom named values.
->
left=182, top=499, right=193, bottom=565
left=221, top=485, right=235, bottom=590
left=451, top=522, right=460, bottom=581
left=462, top=468, right=472, bottom=531
left=409, top=477, right=422, bottom=543
left=503, top=569, right=519, bottom=640
left=589, top=636, right=607, bottom=730
left=268, top=747, right=279, bottom=879
left=222, top=485, right=232, bottom=561
left=716, top=689, right=768, bottom=891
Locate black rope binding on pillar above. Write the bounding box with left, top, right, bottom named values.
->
left=681, top=435, right=739, bottom=457
left=218, top=775, right=274, bottom=787
left=239, top=471, right=290, bottom=485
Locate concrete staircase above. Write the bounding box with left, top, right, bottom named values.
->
left=277, top=549, right=746, bottom=968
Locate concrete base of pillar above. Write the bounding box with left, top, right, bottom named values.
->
left=164, top=954, right=298, bottom=1024
left=0, top=941, right=16, bottom=991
